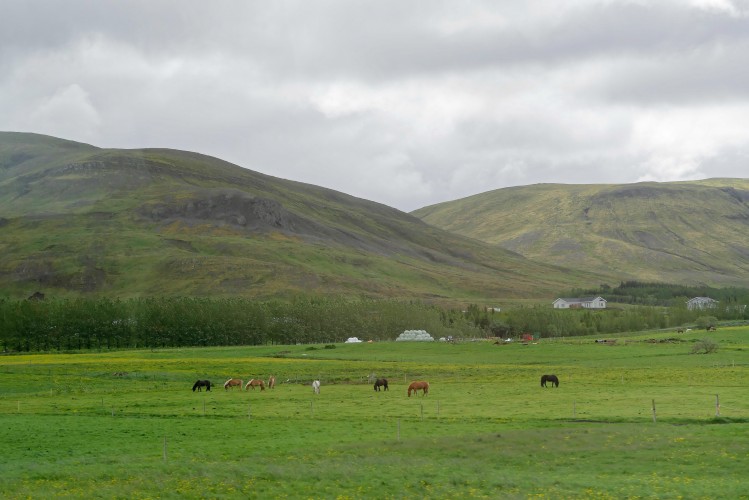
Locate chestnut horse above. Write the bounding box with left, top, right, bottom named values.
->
left=374, top=378, right=389, bottom=391
left=224, top=378, right=243, bottom=390
left=407, top=381, right=429, bottom=397
left=192, top=380, right=212, bottom=392
left=267, top=375, right=276, bottom=389
left=244, top=379, right=265, bottom=391
left=312, top=380, right=321, bottom=394
left=540, top=374, right=559, bottom=388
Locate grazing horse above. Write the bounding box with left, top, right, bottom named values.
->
left=374, top=378, right=389, bottom=391
left=192, top=380, right=212, bottom=392
left=407, top=381, right=429, bottom=397
left=540, top=374, right=559, bottom=388
left=267, top=375, right=276, bottom=389
left=244, top=379, right=265, bottom=391
left=312, top=380, right=321, bottom=394
left=224, top=378, right=243, bottom=390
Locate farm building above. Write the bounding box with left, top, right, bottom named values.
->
left=553, top=296, right=607, bottom=309
left=686, top=297, right=718, bottom=310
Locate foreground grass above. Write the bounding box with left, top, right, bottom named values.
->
left=1, top=328, right=748, bottom=498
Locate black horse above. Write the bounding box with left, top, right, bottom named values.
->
left=192, top=380, right=212, bottom=392
left=540, top=374, right=559, bottom=388
left=374, top=378, right=389, bottom=391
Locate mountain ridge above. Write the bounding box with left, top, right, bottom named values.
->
left=1, top=132, right=598, bottom=301
left=412, top=178, right=749, bottom=287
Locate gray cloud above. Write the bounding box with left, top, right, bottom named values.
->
left=2, top=1, right=749, bottom=211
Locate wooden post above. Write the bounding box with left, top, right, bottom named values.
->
left=715, top=394, right=720, bottom=417
left=652, top=399, right=657, bottom=423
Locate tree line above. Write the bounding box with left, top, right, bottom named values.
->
left=566, top=281, right=749, bottom=308
left=0, top=295, right=743, bottom=353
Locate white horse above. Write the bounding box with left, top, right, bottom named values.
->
left=312, top=380, right=321, bottom=394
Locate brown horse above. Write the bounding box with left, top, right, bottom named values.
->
left=374, top=378, right=389, bottom=391
left=407, top=381, right=429, bottom=397
left=224, top=378, right=243, bottom=390
left=267, top=375, right=276, bottom=389
left=244, top=379, right=265, bottom=391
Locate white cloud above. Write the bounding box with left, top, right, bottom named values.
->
left=2, top=1, right=749, bottom=211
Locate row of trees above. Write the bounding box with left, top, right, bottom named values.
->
left=0, top=295, right=741, bottom=353
left=0, top=297, right=482, bottom=352
left=566, top=281, right=749, bottom=307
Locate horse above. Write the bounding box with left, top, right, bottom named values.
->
left=312, top=380, right=321, bottom=394
left=374, top=378, right=389, bottom=391
left=407, top=381, right=429, bottom=397
left=224, top=378, right=243, bottom=390
left=244, top=379, right=265, bottom=391
left=267, top=375, right=276, bottom=389
left=540, top=374, right=559, bottom=388
left=192, top=380, right=212, bottom=392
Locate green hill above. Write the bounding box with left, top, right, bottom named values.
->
left=0, top=132, right=599, bottom=301
left=412, top=180, right=749, bottom=287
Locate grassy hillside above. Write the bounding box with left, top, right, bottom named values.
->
left=413, top=180, right=749, bottom=287
left=0, top=132, right=601, bottom=301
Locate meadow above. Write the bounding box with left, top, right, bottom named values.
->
left=1, top=328, right=748, bottom=499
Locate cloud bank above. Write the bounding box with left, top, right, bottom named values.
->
left=2, top=0, right=749, bottom=211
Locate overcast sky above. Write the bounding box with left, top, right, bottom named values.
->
left=2, top=1, right=749, bottom=211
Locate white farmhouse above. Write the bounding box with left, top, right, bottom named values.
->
left=686, top=297, right=718, bottom=310
left=553, top=296, right=607, bottom=309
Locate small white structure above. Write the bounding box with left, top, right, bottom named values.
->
left=345, top=337, right=362, bottom=343
left=396, top=330, right=434, bottom=341
left=553, top=297, right=607, bottom=309
left=686, top=297, right=718, bottom=310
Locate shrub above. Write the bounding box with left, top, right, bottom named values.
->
left=691, top=338, right=719, bottom=354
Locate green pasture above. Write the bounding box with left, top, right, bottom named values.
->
left=1, top=328, right=748, bottom=498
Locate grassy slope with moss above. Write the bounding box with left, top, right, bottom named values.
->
left=413, top=180, right=749, bottom=287
left=0, top=132, right=602, bottom=301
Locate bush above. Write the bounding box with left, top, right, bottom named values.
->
left=691, top=338, right=719, bottom=354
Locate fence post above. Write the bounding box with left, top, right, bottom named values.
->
left=652, top=399, right=657, bottom=423
left=715, top=394, right=720, bottom=417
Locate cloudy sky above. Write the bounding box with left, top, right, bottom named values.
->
left=2, top=1, right=749, bottom=211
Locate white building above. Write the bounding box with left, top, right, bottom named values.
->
left=686, top=297, right=718, bottom=310
left=553, top=296, right=607, bottom=309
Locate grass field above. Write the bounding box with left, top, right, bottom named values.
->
left=1, top=328, right=748, bottom=498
